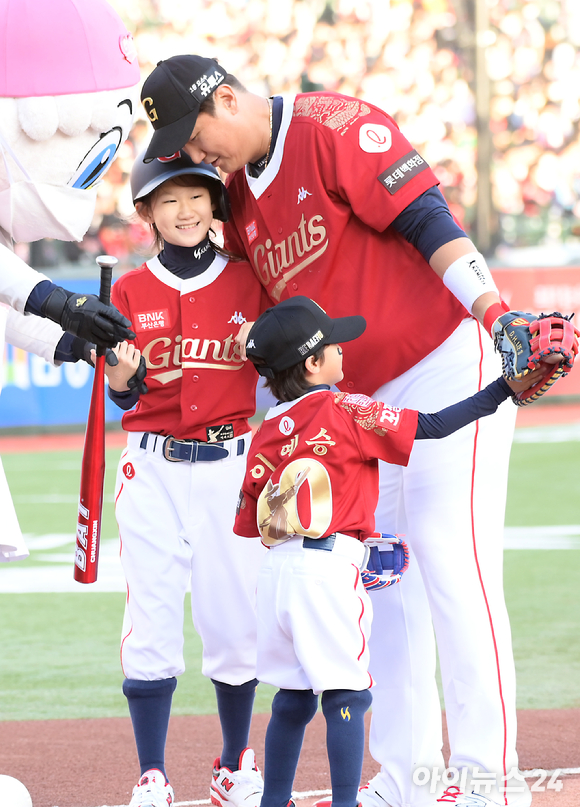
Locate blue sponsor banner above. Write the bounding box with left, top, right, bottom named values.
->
left=0, top=277, right=123, bottom=429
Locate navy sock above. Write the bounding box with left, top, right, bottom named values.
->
left=212, top=678, right=259, bottom=771
left=123, top=677, right=177, bottom=779
left=261, top=689, right=319, bottom=807
left=321, top=689, right=372, bottom=807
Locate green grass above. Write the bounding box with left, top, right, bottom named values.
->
left=0, top=436, right=579, bottom=720
left=506, top=439, right=580, bottom=526
left=0, top=592, right=277, bottom=721
left=504, top=551, right=580, bottom=709
left=2, top=449, right=120, bottom=549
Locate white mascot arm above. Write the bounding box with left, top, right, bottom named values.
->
left=0, top=242, right=50, bottom=312
left=5, top=307, right=65, bottom=364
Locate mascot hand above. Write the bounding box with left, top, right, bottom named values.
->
left=70, top=337, right=120, bottom=368
left=41, top=286, right=135, bottom=347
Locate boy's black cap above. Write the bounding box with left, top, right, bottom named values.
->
left=246, top=296, right=366, bottom=378
left=141, top=55, right=227, bottom=163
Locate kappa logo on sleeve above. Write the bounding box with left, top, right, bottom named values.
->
left=134, top=308, right=170, bottom=332
left=377, top=150, right=429, bottom=194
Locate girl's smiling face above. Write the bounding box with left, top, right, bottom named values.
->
left=136, top=178, right=215, bottom=247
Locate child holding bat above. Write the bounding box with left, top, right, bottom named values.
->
left=104, top=150, right=268, bottom=807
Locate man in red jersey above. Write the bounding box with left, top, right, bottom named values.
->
left=138, top=56, right=534, bottom=807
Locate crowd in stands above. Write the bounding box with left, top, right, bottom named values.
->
left=24, top=0, right=580, bottom=270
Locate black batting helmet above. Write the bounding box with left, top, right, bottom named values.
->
left=130, top=149, right=230, bottom=222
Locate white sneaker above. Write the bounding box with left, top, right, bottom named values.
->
left=129, top=769, right=174, bottom=807
left=210, top=748, right=264, bottom=807
left=358, top=777, right=394, bottom=807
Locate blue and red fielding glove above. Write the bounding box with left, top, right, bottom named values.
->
left=361, top=532, right=410, bottom=591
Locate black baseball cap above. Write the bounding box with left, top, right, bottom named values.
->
left=246, top=297, right=366, bottom=378
left=141, top=55, right=227, bottom=163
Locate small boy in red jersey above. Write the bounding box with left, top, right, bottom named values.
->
left=234, top=296, right=543, bottom=807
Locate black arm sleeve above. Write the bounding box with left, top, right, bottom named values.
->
left=25, top=279, right=58, bottom=316
left=391, top=186, right=467, bottom=262
left=108, top=386, right=140, bottom=411
left=415, top=378, right=513, bottom=440
left=54, top=333, right=78, bottom=363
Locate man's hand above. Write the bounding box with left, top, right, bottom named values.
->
left=41, top=286, right=135, bottom=348
left=235, top=320, right=254, bottom=360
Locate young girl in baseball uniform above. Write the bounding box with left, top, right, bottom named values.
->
left=234, top=296, right=544, bottom=807
left=104, top=150, right=268, bottom=807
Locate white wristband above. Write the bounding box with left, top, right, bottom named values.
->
left=442, top=251, right=498, bottom=314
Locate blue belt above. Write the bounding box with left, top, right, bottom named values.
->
left=139, top=433, right=244, bottom=463
left=303, top=534, right=336, bottom=551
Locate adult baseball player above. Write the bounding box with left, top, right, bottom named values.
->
left=108, top=153, right=268, bottom=807
left=136, top=55, right=579, bottom=807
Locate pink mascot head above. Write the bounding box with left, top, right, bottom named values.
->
left=0, top=0, right=141, bottom=247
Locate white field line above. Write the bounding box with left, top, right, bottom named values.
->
left=513, top=422, right=580, bottom=443
left=2, top=526, right=580, bottom=593
left=85, top=772, right=580, bottom=807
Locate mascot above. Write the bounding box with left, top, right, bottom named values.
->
left=0, top=0, right=141, bottom=561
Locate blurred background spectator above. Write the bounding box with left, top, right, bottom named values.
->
left=18, top=0, right=580, bottom=273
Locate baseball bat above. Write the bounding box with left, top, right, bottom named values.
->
left=74, top=255, right=118, bottom=584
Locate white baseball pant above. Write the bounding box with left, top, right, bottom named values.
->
left=368, top=317, right=529, bottom=807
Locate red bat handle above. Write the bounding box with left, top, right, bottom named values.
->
left=74, top=256, right=117, bottom=583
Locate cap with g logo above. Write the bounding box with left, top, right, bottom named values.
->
left=141, top=55, right=227, bottom=163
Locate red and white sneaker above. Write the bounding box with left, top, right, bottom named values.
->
left=437, top=787, right=532, bottom=807
left=358, top=779, right=393, bottom=807
left=437, top=787, right=469, bottom=804
left=129, top=769, right=174, bottom=807
left=210, top=748, right=264, bottom=807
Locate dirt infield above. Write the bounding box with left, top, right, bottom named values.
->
left=1, top=710, right=579, bottom=807
left=1, top=405, right=579, bottom=806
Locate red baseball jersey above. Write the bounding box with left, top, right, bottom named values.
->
left=112, top=254, right=267, bottom=440
left=234, top=389, right=418, bottom=544
left=224, top=92, right=468, bottom=397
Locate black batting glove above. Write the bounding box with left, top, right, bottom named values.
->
left=126, top=355, right=148, bottom=395
left=41, top=286, right=135, bottom=348
left=70, top=337, right=119, bottom=368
